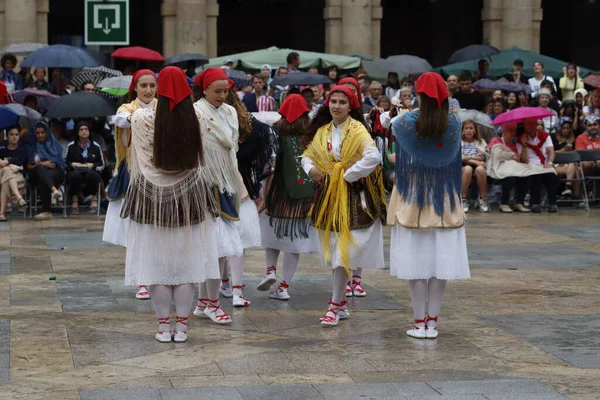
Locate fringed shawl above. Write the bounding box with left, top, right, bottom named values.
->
left=120, top=108, right=215, bottom=228
left=303, top=118, right=387, bottom=275
left=392, top=110, right=462, bottom=216
left=237, top=116, right=279, bottom=199
left=194, top=98, right=243, bottom=209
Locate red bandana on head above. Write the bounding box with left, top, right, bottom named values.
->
left=158, top=66, right=192, bottom=110
left=193, top=67, right=234, bottom=90
left=416, top=72, right=449, bottom=107
left=279, top=94, right=311, bottom=123
left=337, top=77, right=362, bottom=102
left=324, top=85, right=361, bottom=110
left=129, top=69, right=155, bottom=91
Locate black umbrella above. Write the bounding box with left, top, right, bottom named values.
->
left=45, top=92, right=117, bottom=119
left=448, top=44, right=500, bottom=64
left=270, top=71, right=332, bottom=88
left=165, top=53, right=209, bottom=68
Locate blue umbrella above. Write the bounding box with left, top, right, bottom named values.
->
left=226, top=69, right=251, bottom=88
left=269, top=71, right=332, bottom=88
left=1, top=104, right=43, bottom=129
left=21, top=44, right=100, bottom=68
left=0, top=106, right=19, bottom=129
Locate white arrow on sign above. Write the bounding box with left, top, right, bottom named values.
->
left=93, top=4, right=121, bottom=35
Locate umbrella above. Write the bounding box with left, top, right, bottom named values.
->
left=1, top=42, right=47, bottom=56
left=0, top=104, right=43, bottom=129
left=472, top=77, right=532, bottom=94
left=112, top=46, right=164, bottom=62
left=165, top=53, right=209, bottom=68
left=20, top=44, right=100, bottom=68
left=252, top=112, right=281, bottom=127
left=583, top=75, right=600, bottom=89
left=45, top=92, right=117, bottom=119
left=223, top=69, right=251, bottom=88
left=98, top=75, right=133, bottom=90
left=71, top=66, right=123, bottom=89
left=0, top=107, right=19, bottom=129
left=379, top=55, right=433, bottom=76
left=448, top=45, right=500, bottom=64
left=458, top=109, right=496, bottom=142
left=12, top=89, right=59, bottom=112
left=269, top=71, right=331, bottom=88
left=492, top=107, right=554, bottom=126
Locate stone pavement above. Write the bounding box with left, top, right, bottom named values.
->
left=0, top=210, right=598, bottom=399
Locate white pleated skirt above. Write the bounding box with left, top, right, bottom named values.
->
left=102, top=199, right=128, bottom=247
left=238, top=199, right=261, bottom=249
left=390, top=225, right=470, bottom=280
left=125, top=217, right=220, bottom=286
left=318, top=219, right=384, bottom=270
left=259, top=213, right=319, bottom=254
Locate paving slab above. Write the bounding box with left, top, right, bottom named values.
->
left=235, top=384, right=325, bottom=400
left=44, top=230, right=116, bottom=249
left=533, top=224, right=600, bottom=242
left=428, top=379, right=567, bottom=398
left=0, top=320, right=9, bottom=381
left=80, top=389, right=161, bottom=400
left=467, top=245, right=600, bottom=269
left=159, top=387, right=244, bottom=400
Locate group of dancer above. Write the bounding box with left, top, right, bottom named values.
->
left=102, top=67, right=469, bottom=342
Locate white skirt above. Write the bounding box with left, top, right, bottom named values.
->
left=238, top=199, right=261, bottom=249
left=102, top=199, right=128, bottom=247
left=125, top=217, right=220, bottom=286
left=318, top=219, right=384, bottom=270
left=390, top=225, right=470, bottom=280
left=259, top=213, right=319, bottom=254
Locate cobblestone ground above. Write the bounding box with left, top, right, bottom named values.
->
left=0, top=210, right=598, bottom=399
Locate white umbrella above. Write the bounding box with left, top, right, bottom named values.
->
left=1, top=42, right=47, bottom=56
left=98, top=76, right=133, bottom=90
left=1, top=103, right=43, bottom=128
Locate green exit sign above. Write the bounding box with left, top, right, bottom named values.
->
left=85, top=0, right=130, bottom=45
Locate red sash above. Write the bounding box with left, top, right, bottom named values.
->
left=521, top=131, right=549, bottom=164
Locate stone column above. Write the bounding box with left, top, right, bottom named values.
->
left=370, top=0, right=382, bottom=58
left=175, top=0, right=208, bottom=55
left=324, top=0, right=343, bottom=55
left=36, top=0, right=49, bottom=44
left=481, top=0, right=503, bottom=49
left=162, top=0, right=177, bottom=58
left=481, top=0, right=543, bottom=52
left=206, top=0, right=218, bottom=58
left=0, top=0, right=6, bottom=49
left=340, top=0, right=371, bottom=55
left=4, top=0, right=37, bottom=45
left=530, top=0, right=543, bottom=53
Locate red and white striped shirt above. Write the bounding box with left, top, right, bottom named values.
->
left=256, top=94, right=276, bottom=112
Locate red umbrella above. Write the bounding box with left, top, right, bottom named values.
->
left=492, top=107, right=555, bottom=126
left=111, top=46, right=164, bottom=62
left=583, top=75, right=600, bottom=89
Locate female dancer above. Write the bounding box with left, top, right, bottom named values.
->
left=192, top=68, right=243, bottom=320
left=302, top=85, right=387, bottom=326
left=120, top=66, right=218, bottom=343
left=389, top=72, right=470, bottom=339
left=103, top=69, right=157, bottom=300
left=258, top=94, right=319, bottom=300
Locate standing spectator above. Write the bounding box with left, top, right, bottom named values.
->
left=385, top=72, right=400, bottom=99
left=475, top=59, right=494, bottom=80
left=19, top=68, right=33, bottom=89
left=308, top=67, right=319, bottom=74
left=327, top=65, right=339, bottom=84
left=23, top=95, right=39, bottom=111
left=506, top=92, right=519, bottom=110
left=81, top=81, right=96, bottom=93
left=454, top=71, right=486, bottom=111
left=446, top=75, right=459, bottom=97
left=286, top=52, right=300, bottom=73
left=0, top=54, right=23, bottom=92
left=0, top=126, right=27, bottom=221
left=357, top=75, right=372, bottom=99
left=363, top=81, right=383, bottom=113
left=261, top=64, right=273, bottom=86
left=65, top=122, right=104, bottom=214
left=301, top=87, right=319, bottom=117
left=376, top=95, right=391, bottom=112
left=461, top=120, right=489, bottom=213
left=503, top=59, right=529, bottom=84
left=243, top=75, right=275, bottom=112
left=528, top=61, right=556, bottom=96
left=559, top=64, right=583, bottom=101
left=31, top=68, right=49, bottom=91
left=583, top=88, right=600, bottom=118
left=271, top=66, right=289, bottom=107
left=492, top=90, right=504, bottom=101
left=49, top=119, right=71, bottom=159
left=491, top=99, right=506, bottom=120
left=27, top=122, right=66, bottom=220
left=49, top=68, right=68, bottom=95
left=537, top=89, right=559, bottom=134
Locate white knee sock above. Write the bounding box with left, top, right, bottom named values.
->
left=149, top=284, right=173, bottom=331
left=332, top=267, right=349, bottom=304
left=173, top=283, right=194, bottom=331
left=198, top=257, right=225, bottom=302
left=407, top=279, right=427, bottom=320
left=205, top=278, right=221, bottom=302
left=220, top=258, right=230, bottom=287
left=353, top=267, right=363, bottom=277
left=265, top=248, right=280, bottom=272
left=427, top=278, right=447, bottom=322
left=282, top=252, right=300, bottom=283
left=229, top=252, right=245, bottom=296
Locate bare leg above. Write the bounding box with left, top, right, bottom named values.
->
left=474, top=166, right=488, bottom=197
left=461, top=166, right=473, bottom=198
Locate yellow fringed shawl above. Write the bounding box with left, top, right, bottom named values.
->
left=114, top=99, right=156, bottom=175
left=303, top=118, right=387, bottom=275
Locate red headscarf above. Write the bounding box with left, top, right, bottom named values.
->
left=337, top=77, right=362, bottom=102
left=128, top=69, right=155, bottom=91
left=324, top=85, right=361, bottom=110
left=416, top=72, right=449, bottom=107
left=193, top=67, right=234, bottom=90
left=279, top=94, right=311, bottom=123
left=157, top=66, right=192, bottom=110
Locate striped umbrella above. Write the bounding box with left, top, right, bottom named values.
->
left=71, top=66, right=123, bottom=90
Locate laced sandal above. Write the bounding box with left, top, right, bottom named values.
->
left=155, top=317, right=172, bottom=343
left=193, top=297, right=210, bottom=318
left=135, top=285, right=150, bottom=299
left=89, top=200, right=97, bottom=214
left=345, top=280, right=353, bottom=297
left=257, top=266, right=277, bottom=291
left=173, top=316, right=188, bottom=342
left=425, top=315, right=439, bottom=339
left=0, top=214, right=6, bottom=222
left=232, top=285, right=251, bottom=307
left=320, top=299, right=343, bottom=326
left=352, top=275, right=366, bottom=297
left=406, top=318, right=427, bottom=339
left=219, top=278, right=233, bottom=298
left=17, top=198, right=26, bottom=207
left=204, top=299, right=232, bottom=324
left=338, top=300, right=350, bottom=320
left=71, top=201, right=79, bottom=215
left=269, top=280, right=290, bottom=300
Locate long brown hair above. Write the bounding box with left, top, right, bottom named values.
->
left=275, top=113, right=311, bottom=140
left=153, top=95, right=203, bottom=170
left=226, top=89, right=253, bottom=139
left=461, top=119, right=481, bottom=142
left=415, top=94, right=449, bottom=138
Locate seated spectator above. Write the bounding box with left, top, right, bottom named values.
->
left=506, top=92, right=519, bottom=110
left=491, top=99, right=506, bottom=121
left=521, top=118, right=558, bottom=213
left=385, top=72, right=400, bottom=99
left=492, top=90, right=505, bottom=102
left=394, top=87, right=414, bottom=111
left=574, top=88, right=588, bottom=112
left=461, top=120, right=489, bottom=213
left=553, top=117, right=578, bottom=197
left=363, top=81, right=383, bottom=113
left=327, top=65, right=339, bottom=84
left=582, top=88, right=600, bottom=118
left=559, top=64, right=583, bottom=101
left=48, top=119, right=71, bottom=159
left=537, top=89, right=559, bottom=135
left=27, top=122, right=66, bottom=220
left=0, top=126, right=27, bottom=220
left=65, top=122, right=104, bottom=214
left=243, top=75, right=275, bottom=112
left=376, top=95, right=391, bottom=112
left=454, top=70, right=486, bottom=111
left=31, top=68, right=49, bottom=91
left=575, top=116, right=600, bottom=180
left=517, top=91, right=530, bottom=108
left=559, top=100, right=580, bottom=133
left=49, top=68, right=69, bottom=95
left=488, top=123, right=531, bottom=213
left=357, top=75, right=372, bottom=99
left=23, top=95, right=38, bottom=111
left=446, top=74, right=459, bottom=97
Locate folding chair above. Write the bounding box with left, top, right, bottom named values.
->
left=554, top=152, right=589, bottom=211
left=28, top=183, right=67, bottom=218
left=65, top=182, right=102, bottom=217
left=576, top=150, right=600, bottom=203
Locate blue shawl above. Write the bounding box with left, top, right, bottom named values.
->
left=28, top=122, right=65, bottom=170
left=392, top=110, right=462, bottom=216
